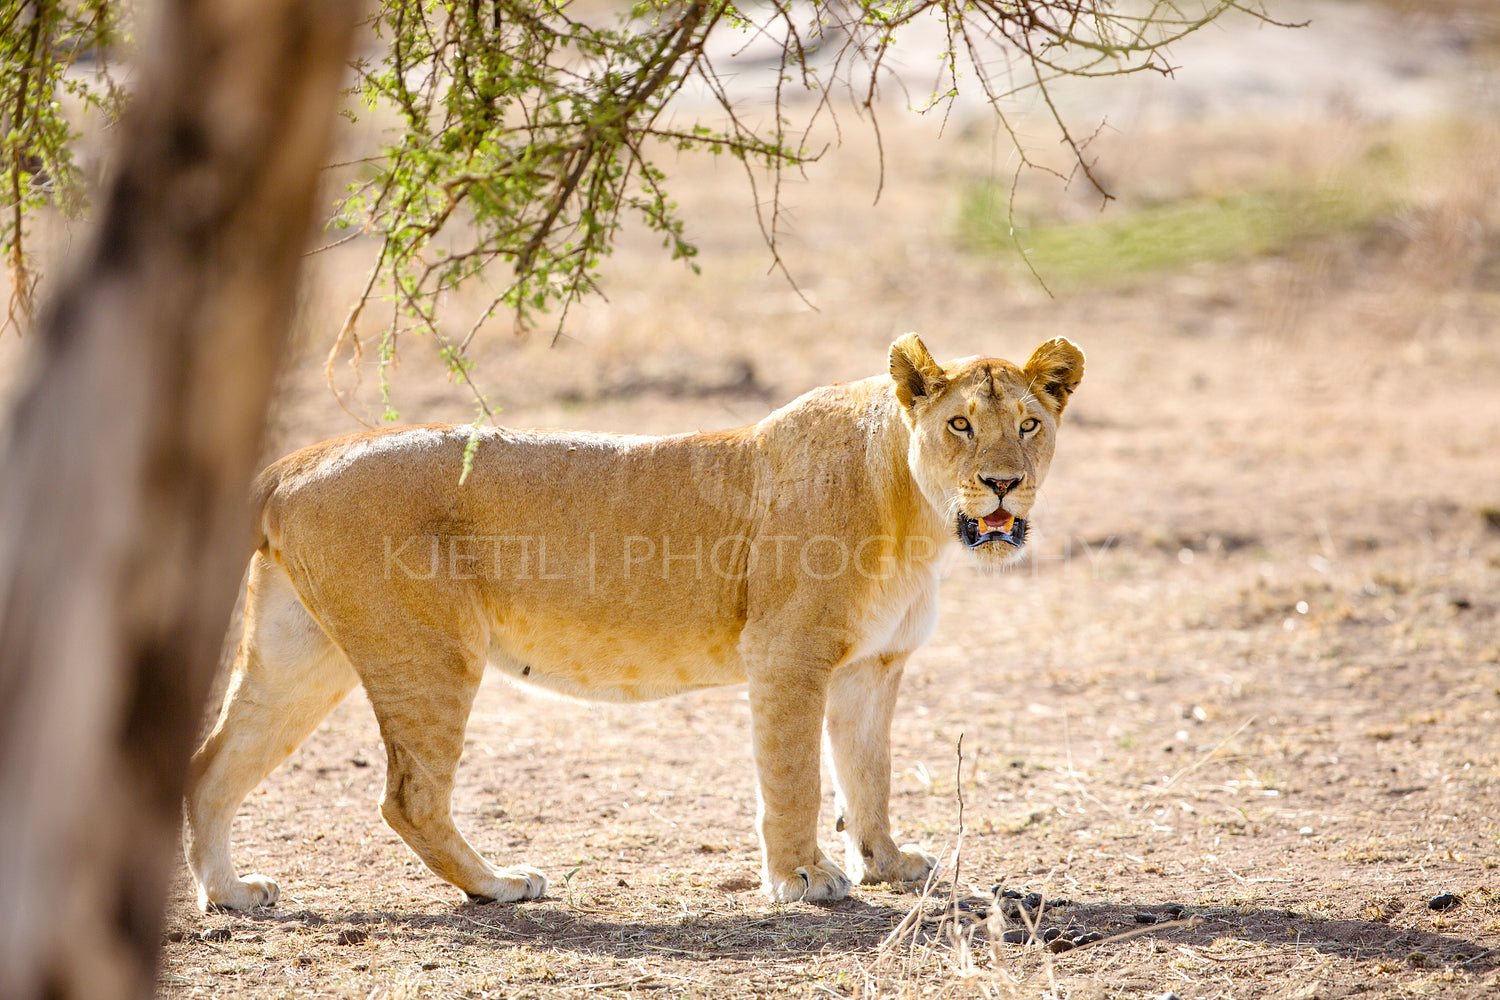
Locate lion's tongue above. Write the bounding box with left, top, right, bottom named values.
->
left=982, top=510, right=1015, bottom=533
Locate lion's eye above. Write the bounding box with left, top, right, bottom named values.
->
left=948, top=416, right=972, bottom=436
left=1020, top=417, right=1040, bottom=435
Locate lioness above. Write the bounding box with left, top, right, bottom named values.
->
left=185, top=334, right=1083, bottom=910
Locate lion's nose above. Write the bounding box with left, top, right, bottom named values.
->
left=980, top=474, right=1024, bottom=497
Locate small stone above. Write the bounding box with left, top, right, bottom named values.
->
left=1046, top=937, right=1075, bottom=953
left=1159, top=993, right=1184, bottom=1000
left=198, top=927, right=232, bottom=943
left=1072, top=931, right=1105, bottom=945
left=1022, top=892, right=1043, bottom=910
left=1042, top=927, right=1063, bottom=942
left=1133, top=912, right=1159, bottom=924
left=1001, top=929, right=1029, bottom=945
left=1428, top=892, right=1461, bottom=911
left=1162, top=904, right=1186, bottom=918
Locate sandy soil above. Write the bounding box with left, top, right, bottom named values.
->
left=62, top=1, right=1496, bottom=996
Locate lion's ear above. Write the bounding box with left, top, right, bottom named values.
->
left=1022, top=338, right=1085, bottom=414
left=889, top=333, right=947, bottom=410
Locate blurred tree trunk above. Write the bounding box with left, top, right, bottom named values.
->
left=0, top=1, right=358, bottom=997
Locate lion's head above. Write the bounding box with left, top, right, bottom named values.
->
left=890, top=333, right=1085, bottom=569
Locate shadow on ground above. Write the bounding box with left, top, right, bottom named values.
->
left=193, top=891, right=1496, bottom=975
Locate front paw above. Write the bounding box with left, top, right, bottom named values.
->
left=198, top=873, right=280, bottom=912
left=853, top=843, right=938, bottom=886
left=764, top=857, right=852, bottom=902
left=463, top=865, right=549, bottom=904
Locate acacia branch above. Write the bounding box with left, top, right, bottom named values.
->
left=515, top=0, right=718, bottom=276
left=281, top=0, right=1287, bottom=413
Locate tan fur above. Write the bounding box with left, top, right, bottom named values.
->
left=184, top=335, right=1084, bottom=909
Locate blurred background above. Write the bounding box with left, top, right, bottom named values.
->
left=237, top=0, right=1500, bottom=445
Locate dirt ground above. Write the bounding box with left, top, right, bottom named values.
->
left=119, top=1, right=1500, bottom=997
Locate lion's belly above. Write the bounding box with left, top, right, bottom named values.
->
left=484, top=616, right=747, bottom=703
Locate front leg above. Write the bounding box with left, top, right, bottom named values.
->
left=747, top=663, right=851, bottom=902
left=824, top=653, right=936, bottom=886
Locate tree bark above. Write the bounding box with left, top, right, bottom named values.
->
left=0, top=1, right=358, bottom=997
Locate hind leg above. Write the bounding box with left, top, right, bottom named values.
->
left=185, top=554, right=358, bottom=910
left=356, top=646, right=547, bottom=904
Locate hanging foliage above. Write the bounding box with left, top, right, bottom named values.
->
left=2, top=0, right=1277, bottom=389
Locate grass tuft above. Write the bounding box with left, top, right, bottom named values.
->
left=962, top=185, right=1380, bottom=286
left=957, top=117, right=1500, bottom=290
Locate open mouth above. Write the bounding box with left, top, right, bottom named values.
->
left=957, top=509, right=1027, bottom=549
